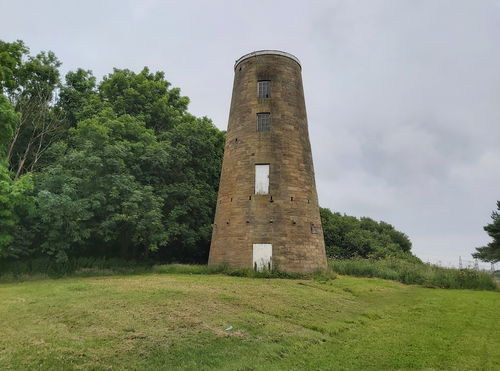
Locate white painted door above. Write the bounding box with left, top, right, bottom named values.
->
left=255, top=164, right=269, bottom=195
left=253, top=244, right=272, bottom=271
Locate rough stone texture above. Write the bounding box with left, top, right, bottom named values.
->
left=208, top=52, right=327, bottom=273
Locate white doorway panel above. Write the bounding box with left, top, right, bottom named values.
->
left=253, top=244, right=272, bottom=271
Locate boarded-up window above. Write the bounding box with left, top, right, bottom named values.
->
left=255, top=164, right=269, bottom=194
left=253, top=244, right=272, bottom=271
left=257, top=113, right=271, bottom=132
left=258, top=80, right=270, bottom=98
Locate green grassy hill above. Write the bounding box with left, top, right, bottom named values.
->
left=1, top=272, right=499, bottom=370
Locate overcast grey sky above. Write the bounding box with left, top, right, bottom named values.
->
left=2, top=0, right=499, bottom=266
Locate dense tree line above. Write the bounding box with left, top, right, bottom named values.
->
left=0, top=40, right=224, bottom=263
left=1, top=40, right=416, bottom=265
left=320, top=208, right=416, bottom=260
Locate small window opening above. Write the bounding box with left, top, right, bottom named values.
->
left=230, top=197, right=233, bottom=202
left=258, top=80, right=271, bottom=98
left=290, top=197, right=294, bottom=201
left=270, top=195, right=273, bottom=202
left=249, top=196, right=252, bottom=200
left=235, top=138, right=238, bottom=143
left=311, top=224, right=318, bottom=234
left=257, top=113, right=271, bottom=132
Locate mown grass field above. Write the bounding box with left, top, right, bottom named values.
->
left=1, top=271, right=499, bottom=370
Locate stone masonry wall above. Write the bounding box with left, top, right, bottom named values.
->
left=208, top=53, right=327, bottom=273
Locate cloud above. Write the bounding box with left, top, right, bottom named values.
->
left=1, top=0, right=499, bottom=265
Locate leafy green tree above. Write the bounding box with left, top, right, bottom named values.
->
left=30, top=110, right=224, bottom=262
left=0, top=40, right=28, bottom=94
left=32, top=113, right=168, bottom=261
left=0, top=95, right=34, bottom=257
left=57, top=68, right=100, bottom=127
left=1, top=39, right=226, bottom=264
left=157, top=116, right=225, bottom=262
left=0, top=94, right=18, bottom=155
left=99, top=67, right=189, bottom=132
left=473, top=201, right=500, bottom=263
left=0, top=163, right=34, bottom=257
left=320, top=207, right=414, bottom=259
left=0, top=40, right=63, bottom=178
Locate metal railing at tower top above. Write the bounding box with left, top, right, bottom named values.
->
left=234, top=50, right=301, bottom=70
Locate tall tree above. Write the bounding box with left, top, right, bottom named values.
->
left=0, top=94, right=34, bottom=257
left=99, top=67, right=189, bottom=132
left=57, top=68, right=99, bottom=127
left=1, top=39, right=226, bottom=263
left=1, top=40, right=63, bottom=177
left=0, top=164, right=34, bottom=258
left=157, top=116, right=225, bottom=262
left=32, top=112, right=168, bottom=262
left=0, top=40, right=28, bottom=95
left=473, top=201, right=500, bottom=263
left=0, top=95, right=18, bottom=155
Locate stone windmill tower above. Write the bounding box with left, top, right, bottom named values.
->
left=208, top=50, right=327, bottom=273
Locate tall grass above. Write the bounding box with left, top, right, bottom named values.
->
left=330, top=258, right=498, bottom=291
left=0, top=258, right=335, bottom=282
left=2, top=257, right=494, bottom=290
left=153, top=263, right=339, bottom=281
left=0, top=257, right=155, bottom=281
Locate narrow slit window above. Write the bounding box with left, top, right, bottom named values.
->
left=258, top=80, right=271, bottom=98
left=257, top=113, right=271, bottom=132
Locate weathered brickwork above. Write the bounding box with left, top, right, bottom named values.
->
left=208, top=51, right=327, bottom=273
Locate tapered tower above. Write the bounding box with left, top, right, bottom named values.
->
left=208, top=50, right=327, bottom=273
